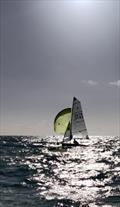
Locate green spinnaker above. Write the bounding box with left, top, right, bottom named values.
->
left=54, top=108, right=71, bottom=134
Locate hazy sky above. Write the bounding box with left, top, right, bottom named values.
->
left=0, top=0, right=120, bottom=136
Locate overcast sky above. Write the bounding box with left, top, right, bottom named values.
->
left=0, top=0, right=120, bottom=136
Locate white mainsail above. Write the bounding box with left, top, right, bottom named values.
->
left=71, top=97, right=88, bottom=138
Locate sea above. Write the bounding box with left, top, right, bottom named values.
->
left=0, top=136, right=120, bottom=207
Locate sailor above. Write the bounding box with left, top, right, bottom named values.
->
left=73, top=139, right=79, bottom=146
left=86, top=135, right=89, bottom=139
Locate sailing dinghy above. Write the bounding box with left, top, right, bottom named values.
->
left=54, top=97, right=89, bottom=148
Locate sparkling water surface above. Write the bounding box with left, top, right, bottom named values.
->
left=0, top=136, right=120, bottom=207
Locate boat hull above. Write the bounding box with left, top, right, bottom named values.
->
left=62, top=142, right=88, bottom=148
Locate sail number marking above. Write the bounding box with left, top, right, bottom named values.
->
left=74, top=112, right=83, bottom=120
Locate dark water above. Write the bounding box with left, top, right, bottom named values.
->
left=0, top=136, right=120, bottom=207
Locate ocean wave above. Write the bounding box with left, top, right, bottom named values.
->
left=0, top=136, right=120, bottom=207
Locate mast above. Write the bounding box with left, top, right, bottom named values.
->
left=69, top=97, right=76, bottom=140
